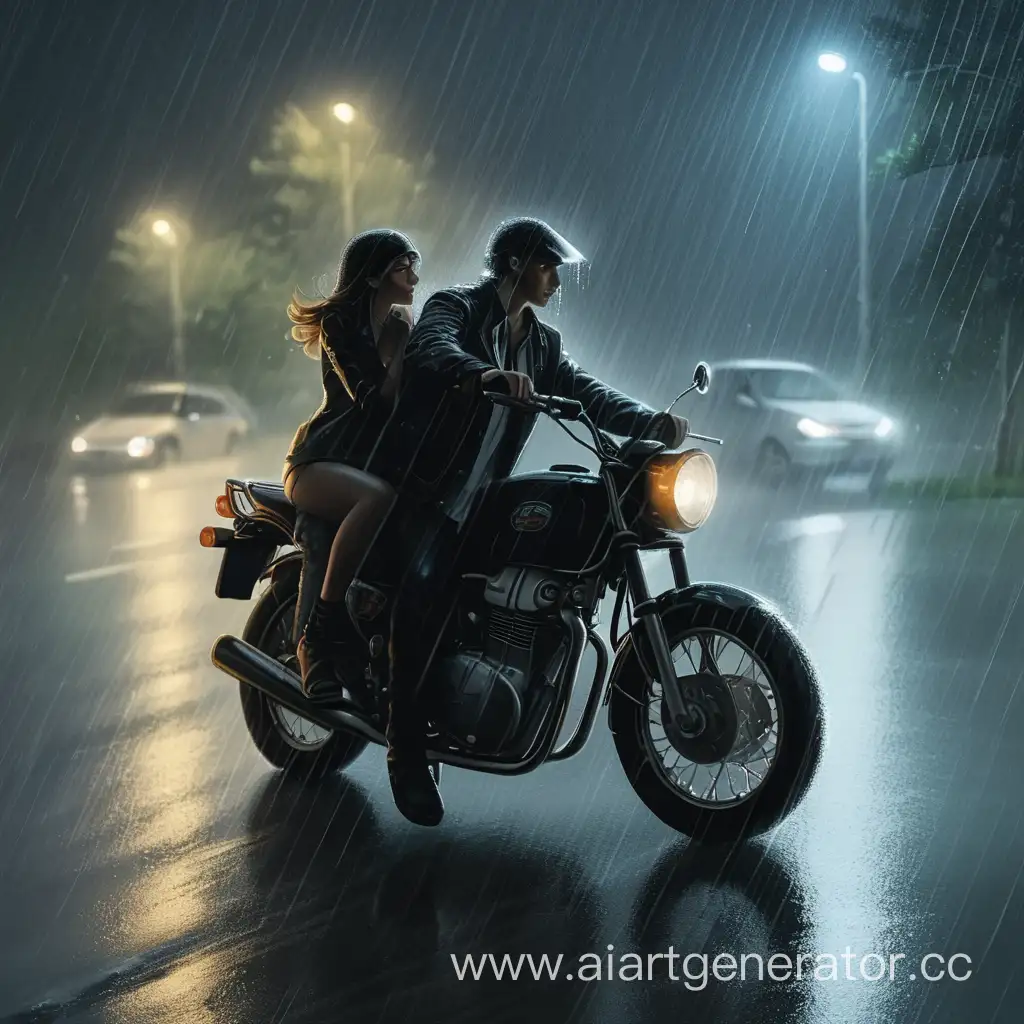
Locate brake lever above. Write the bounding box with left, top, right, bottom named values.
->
left=484, top=392, right=523, bottom=408
left=685, top=431, right=723, bottom=445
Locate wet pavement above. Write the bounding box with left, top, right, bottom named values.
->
left=1, top=432, right=1024, bottom=1022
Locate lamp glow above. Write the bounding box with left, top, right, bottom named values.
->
left=818, top=52, right=848, bottom=74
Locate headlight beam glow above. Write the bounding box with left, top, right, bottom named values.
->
left=127, top=436, right=156, bottom=458
left=797, top=417, right=838, bottom=439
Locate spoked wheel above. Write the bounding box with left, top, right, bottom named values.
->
left=239, top=578, right=368, bottom=779
left=269, top=653, right=334, bottom=751
left=648, top=632, right=777, bottom=805
left=610, top=592, right=824, bottom=842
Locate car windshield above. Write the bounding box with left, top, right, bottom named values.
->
left=754, top=370, right=842, bottom=401
left=109, top=392, right=178, bottom=416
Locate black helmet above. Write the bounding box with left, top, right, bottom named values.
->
left=484, top=217, right=585, bottom=276
left=333, top=228, right=419, bottom=297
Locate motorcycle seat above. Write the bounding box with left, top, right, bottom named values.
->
left=247, top=480, right=296, bottom=529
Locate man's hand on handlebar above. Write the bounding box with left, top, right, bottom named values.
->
left=669, top=414, right=689, bottom=447
left=481, top=369, right=535, bottom=400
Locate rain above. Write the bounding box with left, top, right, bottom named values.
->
left=2, top=0, right=1024, bottom=1020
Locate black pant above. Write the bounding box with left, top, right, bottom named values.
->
left=385, top=505, right=465, bottom=740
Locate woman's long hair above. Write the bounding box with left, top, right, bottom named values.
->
left=288, top=228, right=419, bottom=359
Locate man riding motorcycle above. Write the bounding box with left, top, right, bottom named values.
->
left=375, top=217, right=689, bottom=827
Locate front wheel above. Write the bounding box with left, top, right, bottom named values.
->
left=239, top=574, right=368, bottom=779
left=610, top=592, right=825, bottom=843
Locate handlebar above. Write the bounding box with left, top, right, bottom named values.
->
left=484, top=389, right=723, bottom=455
left=486, top=391, right=584, bottom=421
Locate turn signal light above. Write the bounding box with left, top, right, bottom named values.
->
left=199, top=526, right=234, bottom=548
left=215, top=494, right=233, bottom=518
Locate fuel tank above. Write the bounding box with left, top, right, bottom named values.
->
left=463, top=469, right=612, bottom=573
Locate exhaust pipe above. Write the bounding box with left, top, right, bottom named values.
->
left=210, top=634, right=387, bottom=745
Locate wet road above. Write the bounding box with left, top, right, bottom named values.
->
left=2, top=433, right=1024, bottom=1023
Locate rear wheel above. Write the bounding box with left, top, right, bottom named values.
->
left=610, top=594, right=825, bottom=843
left=239, top=576, right=368, bottom=779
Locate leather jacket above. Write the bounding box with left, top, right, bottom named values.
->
left=378, top=279, right=682, bottom=503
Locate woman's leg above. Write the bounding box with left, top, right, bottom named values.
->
left=283, top=462, right=395, bottom=696
left=286, top=462, right=395, bottom=602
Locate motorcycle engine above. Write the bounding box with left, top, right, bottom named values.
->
left=433, top=567, right=578, bottom=754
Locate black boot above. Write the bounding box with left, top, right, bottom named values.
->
left=297, top=597, right=349, bottom=702
left=385, top=691, right=444, bottom=827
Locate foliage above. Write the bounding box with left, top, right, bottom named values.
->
left=867, top=1, right=1024, bottom=178
left=885, top=474, right=1024, bottom=500
left=867, top=1, right=1024, bottom=474
left=249, top=103, right=440, bottom=282
left=105, top=102, right=445, bottom=402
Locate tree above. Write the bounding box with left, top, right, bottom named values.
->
left=107, top=214, right=288, bottom=390
left=249, top=103, right=441, bottom=287
left=889, top=189, right=1012, bottom=386
left=104, top=102, right=446, bottom=410
left=868, top=0, right=1024, bottom=473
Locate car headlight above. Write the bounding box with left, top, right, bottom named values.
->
left=645, top=449, right=717, bottom=533
left=126, top=436, right=156, bottom=458
left=797, top=417, right=838, bottom=439
left=874, top=416, right=894, bottom=438
left=70, top=436, right=88, bottom=453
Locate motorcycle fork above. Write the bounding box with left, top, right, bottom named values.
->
left=621, top=547, right=693, bottom=726
left=601, top=464, right=692, bottom=725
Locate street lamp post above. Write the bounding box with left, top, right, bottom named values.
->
left=332, top=101, right=357, bottom=240
left=819, top=52, right=872, bottom=388
left=152, top=218, right=186, bottom=379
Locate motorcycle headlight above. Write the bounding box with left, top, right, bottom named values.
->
left=645, top=449, right=717, bottom=533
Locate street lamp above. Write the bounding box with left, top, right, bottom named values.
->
left=332, top=102, right=355, bottom=124
left=819, top=51, right=871, bottom=388
left=151, top=216, right=186, bottom=379
left=332, top=101, right=358, bottom=239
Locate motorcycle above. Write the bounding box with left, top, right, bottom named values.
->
left=202, top=362, right=825, bottom=842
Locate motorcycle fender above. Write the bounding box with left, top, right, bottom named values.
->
left=261, top=551, right=303, bottom=596
left=215, top=536, right=279, bottom=601
left=604, top=582, right=775, bottom=709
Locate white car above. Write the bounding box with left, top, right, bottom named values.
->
left=69, top=382, right=252, bottom=469
left=701, top=360, right=900, bottom=493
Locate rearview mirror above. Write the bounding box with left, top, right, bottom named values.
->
left=736, top=391, right=757, bottom=409
left=692, top=362, right=711, bottom=394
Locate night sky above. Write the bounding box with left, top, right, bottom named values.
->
left=2, top=0, right=931, bottom=422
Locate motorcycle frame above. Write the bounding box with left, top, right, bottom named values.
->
left=211, top=395, right=704, bottom=775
